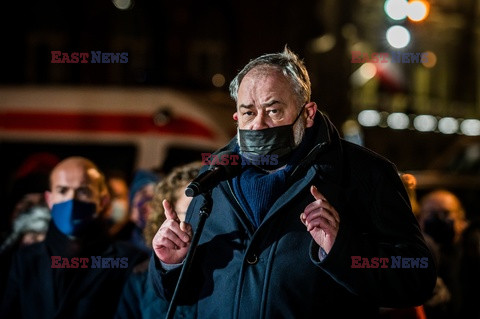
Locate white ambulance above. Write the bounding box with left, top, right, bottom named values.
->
left=0, top=85, right=236, bottom=176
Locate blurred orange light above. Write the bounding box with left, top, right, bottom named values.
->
left=408, top=0, right=430, bottom=22
left=421, top=51, right=437, bottom=68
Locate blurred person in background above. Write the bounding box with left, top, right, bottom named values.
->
left=418, top=189, right=468, bottom=319
left=0, top=197, right=50, bottom=252
left=0, top=153, right=58, bottom=302
left=419, top=189, right=468, bottom=246
left=105, top=172, right=130, bottom=236
left=1, top=156, right=147, bottom=319
left=378, top=172, right=428, bottom=319
left=3, top=152, right=59, bottom=232
left=115, top=161, right=201, bottom=319
left=113, top=169, right=159, bottom=253
left=0, top=192, right=50, bottom=301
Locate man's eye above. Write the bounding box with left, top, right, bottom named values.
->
left=243, top=111, right=254, bottom=116
left=267, top=109, right=283, bottom=119
left=77, top=188, right=92, bottom=197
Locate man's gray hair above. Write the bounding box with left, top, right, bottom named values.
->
left=229, top=46, right=311, bottom=106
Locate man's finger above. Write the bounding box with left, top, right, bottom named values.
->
left=163, top=199, right=179, bottom=221
left=304, top=208, right=337, bottom=227
left=309, top=186, right=340, bottom=223
left=161, top=227, right=190, bottom=247
left=180, top=221, right=193, bottom=236
left=303, top=201, right=340, bottom=224
left=307, top=216, right=334, bottom=233
left=310, top=185, right=327, bottom=201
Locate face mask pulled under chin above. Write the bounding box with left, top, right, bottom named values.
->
left=237, top=106, right=304, bottom=163
left=51, top=199, right=97, bottom=237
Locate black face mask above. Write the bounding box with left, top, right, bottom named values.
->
left=423, top=214, right=455, bottom=246
left=238, top=106, right=305, bottom=162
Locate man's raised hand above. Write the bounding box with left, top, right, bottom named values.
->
left=300, top=185, right=340, bottom=254
left=152, top=199, right=192, bottom=265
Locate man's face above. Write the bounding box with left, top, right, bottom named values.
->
left=233, top=68, right=303, bottom=131
left=46, top=163, right=104, bottom=215
left=420, top=191, right=466, bottom=242
left=421, top=194, right=460, bottom=224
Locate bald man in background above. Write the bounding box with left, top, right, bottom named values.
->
left=1, top=156, right=147, bottom=319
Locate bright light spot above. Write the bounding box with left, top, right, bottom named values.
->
left=413, top=115, right=437, bottom=132
left=212, top=73, right=225, bottom=88
left=342, top=119, right=364, bottom=145
left=310, top=34, right=336, bottom=53
left=384, top=0, right=408, bottom=20
left=351, top=63, right=377, bottom=87
left=359, top=63, right=377, bottom=80
left=460, top=119, right=480, bottom=136
left=112, top=0, right=134, bottom=10
left=407, top=0, right=430, bottom=22
left=438, top=117, right=458, bottom=134
left=358, top=110, right=381, bottom=127
left=386, top=26, right=411, bottom=49
left=387, top=112, right=409, bottom=129
left=421, top=51, right=437, bottom=68
left=342, top=119, right=361, bottom=135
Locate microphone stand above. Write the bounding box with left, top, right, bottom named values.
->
left=165, top=191, right=212, bottom=319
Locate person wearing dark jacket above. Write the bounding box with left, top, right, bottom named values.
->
left=1, top=156, right=147, bottom=319
left=149, top=47, right=437, bottom=318
left=115, top=161, right=201, bottom=319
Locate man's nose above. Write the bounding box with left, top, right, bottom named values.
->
left=250, top=112, right=269, bottom=130
left=60, top=189, right=75, bottom=201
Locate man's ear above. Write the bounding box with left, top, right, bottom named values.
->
left=45, top=191, right=53, bottom=210
left=233, top=112, right=238, bottom=121
left=304, top=102, right=317, bottom=128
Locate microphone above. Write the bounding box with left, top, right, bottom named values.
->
left=185, top=151, right=242, bottom=197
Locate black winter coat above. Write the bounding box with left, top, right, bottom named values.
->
left=1, top=220, right=147, bottom=319
left=150, top=112, right=437, bottom=319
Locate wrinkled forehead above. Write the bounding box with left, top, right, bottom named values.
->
left=238, top=67, right=297, bottom=103
left=242, top=65, right=286, bottom=83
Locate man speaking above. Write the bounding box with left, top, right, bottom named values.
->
left=149, top=47, right=436, bottom=318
